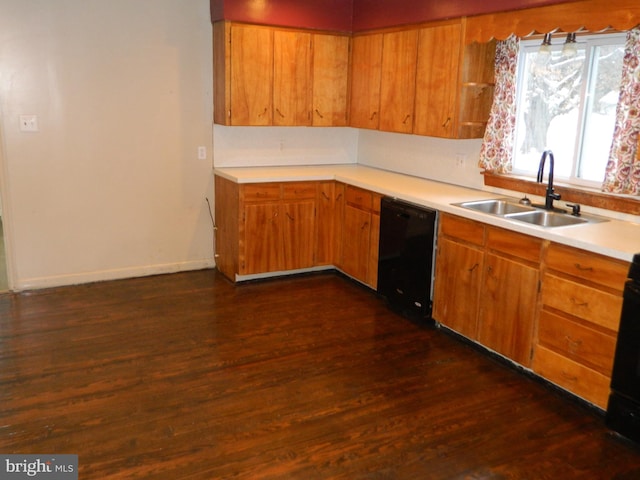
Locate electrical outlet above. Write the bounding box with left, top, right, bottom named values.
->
left=455, top=154, right=467, bottom=168
left=197, top=146, right=206, bottom=160
left=19, top=115, right=38, bottom=132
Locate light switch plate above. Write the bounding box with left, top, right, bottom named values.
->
left=197, top=146, right=206, bottom=160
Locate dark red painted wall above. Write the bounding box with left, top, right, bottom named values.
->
left=211, top=0, right=354, bottom=32
left=211, top=0, right=575, bottom=32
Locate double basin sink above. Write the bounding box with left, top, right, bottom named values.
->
left=454, top=198, right=608, bottom=228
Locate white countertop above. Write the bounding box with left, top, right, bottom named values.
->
left=214, top=164, right=640, bottom=263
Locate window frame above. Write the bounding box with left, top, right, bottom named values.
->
left=511, top=32, right=627, bottom=188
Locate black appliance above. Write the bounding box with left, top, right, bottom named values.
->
left=377, top=197, right=437, bottom=320
left=606, top=253, right=640, bottom=442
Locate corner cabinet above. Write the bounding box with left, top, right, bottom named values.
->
left=214, top=177, right=380, bottom=288
left=213, top=21, right=349, bottom=127
left=433, top=214, right=541, bottom=367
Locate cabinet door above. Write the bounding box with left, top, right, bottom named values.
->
left=342, top=205, right=371, bottom=282
left=273, top=30, right=312, bottom=126
left=478, top=253, right=539, bottom=367
left=312, top=34, right=349, bottom=126
left=316, top=182, right=336, bottom=266
left=349, top=33, right=383, bottom=130
left=432, top=237, right=484, bottom=339
left=414, top=22, right=462, bottom=137
left=282, top=201, right=316, bottom=270
left=230, top=24, right=273, bottom=125
left=242, top=203, right=282, bottom=274
left=379, top=29, right=418, bottom=133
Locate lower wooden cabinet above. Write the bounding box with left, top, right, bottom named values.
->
left=215, top=176, right=319, bottom=278
left=340, top=185, right=381, bottom=289
left=433, top=214, right=541, bottom=367
left=214, top=177, right=378, bottom=288
left=532, top=242, right=628, bottom=409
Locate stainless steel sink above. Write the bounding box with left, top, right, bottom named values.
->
left=505, top=210, right=588, bottom=227
left=454, top=198, right=609, bottom=228
left=455, top=199, right=535, bottom=215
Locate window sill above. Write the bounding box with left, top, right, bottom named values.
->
left=482, top=171, right=640, bottom=216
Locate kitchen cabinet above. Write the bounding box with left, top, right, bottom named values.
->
left=316, top=181, right=344, bottom=267
left=533, top=243, right=628, bottom=409
left=341, top=185, right=381, bottom=289
left=312, top=34, right=350, bottom=126
left=222, top=22, right=274, bottom=126
left=213, top=22, right=348, bottom=127
left=433, top=214, right=541, bottom=367
left=477, top=227, right=542, bottom=367
left=349, top=33, right=383, bottom=130
left=413, top=21, right=462, bottom=137
left=273, top=29, right=312, bottom=126
left=433, top=215, right=485, bottom=339
left=348, top=21, right=494, bottom=138
left=214, top=176, right=317, bottom=278
left=379, top=29, right=419, bottom=134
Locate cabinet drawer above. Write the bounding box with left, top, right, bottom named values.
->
left=538, top=310, right=616, bottom=376
left=542, top=274, right=622, bottom=332
left=546, top=243, right=628, bottom=292
left=533, top=345, right=610, bottom=409
left=345, top=186, right=373, bottom=210
left=439, top=214, right=485, bottom=246
left=282, top=182, right=317, bottom=200
left=242, top=183, right=281, bottom=202
left=486, top=226, right=543, bottom=263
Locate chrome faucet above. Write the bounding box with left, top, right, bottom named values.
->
left=537, top=150, right=561, bottom=210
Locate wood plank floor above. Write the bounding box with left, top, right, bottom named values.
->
left=1, top=269, right=640, bottom=479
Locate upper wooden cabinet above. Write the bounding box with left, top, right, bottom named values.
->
left=349, top=33, right=383, bottom=130
left=378, top=29, right=419, bottom=134
left=312, top=34, right=350, bottom=126
left=349, top=20, right=495, bottom=139
left=214, top=21, right=349, bottom=127
left=273, top=29, right=313, bottom=126
left=414, top=22, right=462, bottom=137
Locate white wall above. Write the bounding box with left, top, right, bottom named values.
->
left=0, top=0, right=215, bottom=290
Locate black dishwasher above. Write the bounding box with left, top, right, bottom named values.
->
left=377, top=197, right=437, bottom=321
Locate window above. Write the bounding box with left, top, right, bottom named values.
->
left=512, top=33, right=626, bottom=187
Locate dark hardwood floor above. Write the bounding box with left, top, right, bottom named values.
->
left=1, top=269, right=640, bottom=479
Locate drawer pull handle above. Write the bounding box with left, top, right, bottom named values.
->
left=561, top=371, right=578, bottom=382
left=402, top=114, right=411, bottom=124
left=565, top=335, right=583, bottom=352
left=468, top=263, right=479, bottom=273
left=258, top=107, right=268, bottom=117
left=370, top=111, right=378, bottom=120
left=315, top=109, right=324, bottom=119
left=286, top=213, right=294, bottom=221
left=574, top=263, right=593, bottom=272
left=361, top=222, right=369, bottom=230
left=570, top=297, right=588, bottom=308
left=276, top=108, right=285, bottom=118
left=442, top=117, right=451, bottom=128
left=322, top=192, right=330, bottom=200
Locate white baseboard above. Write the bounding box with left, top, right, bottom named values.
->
left=14, top=259, right=216, bottom=291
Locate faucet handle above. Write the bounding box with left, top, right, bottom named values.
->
left=566, top=203, right=581, bottom=216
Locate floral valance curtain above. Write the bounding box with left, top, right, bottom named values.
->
left=602, top=27, right=640, bottom=195
left=478, top=35, right=519, bottom=174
